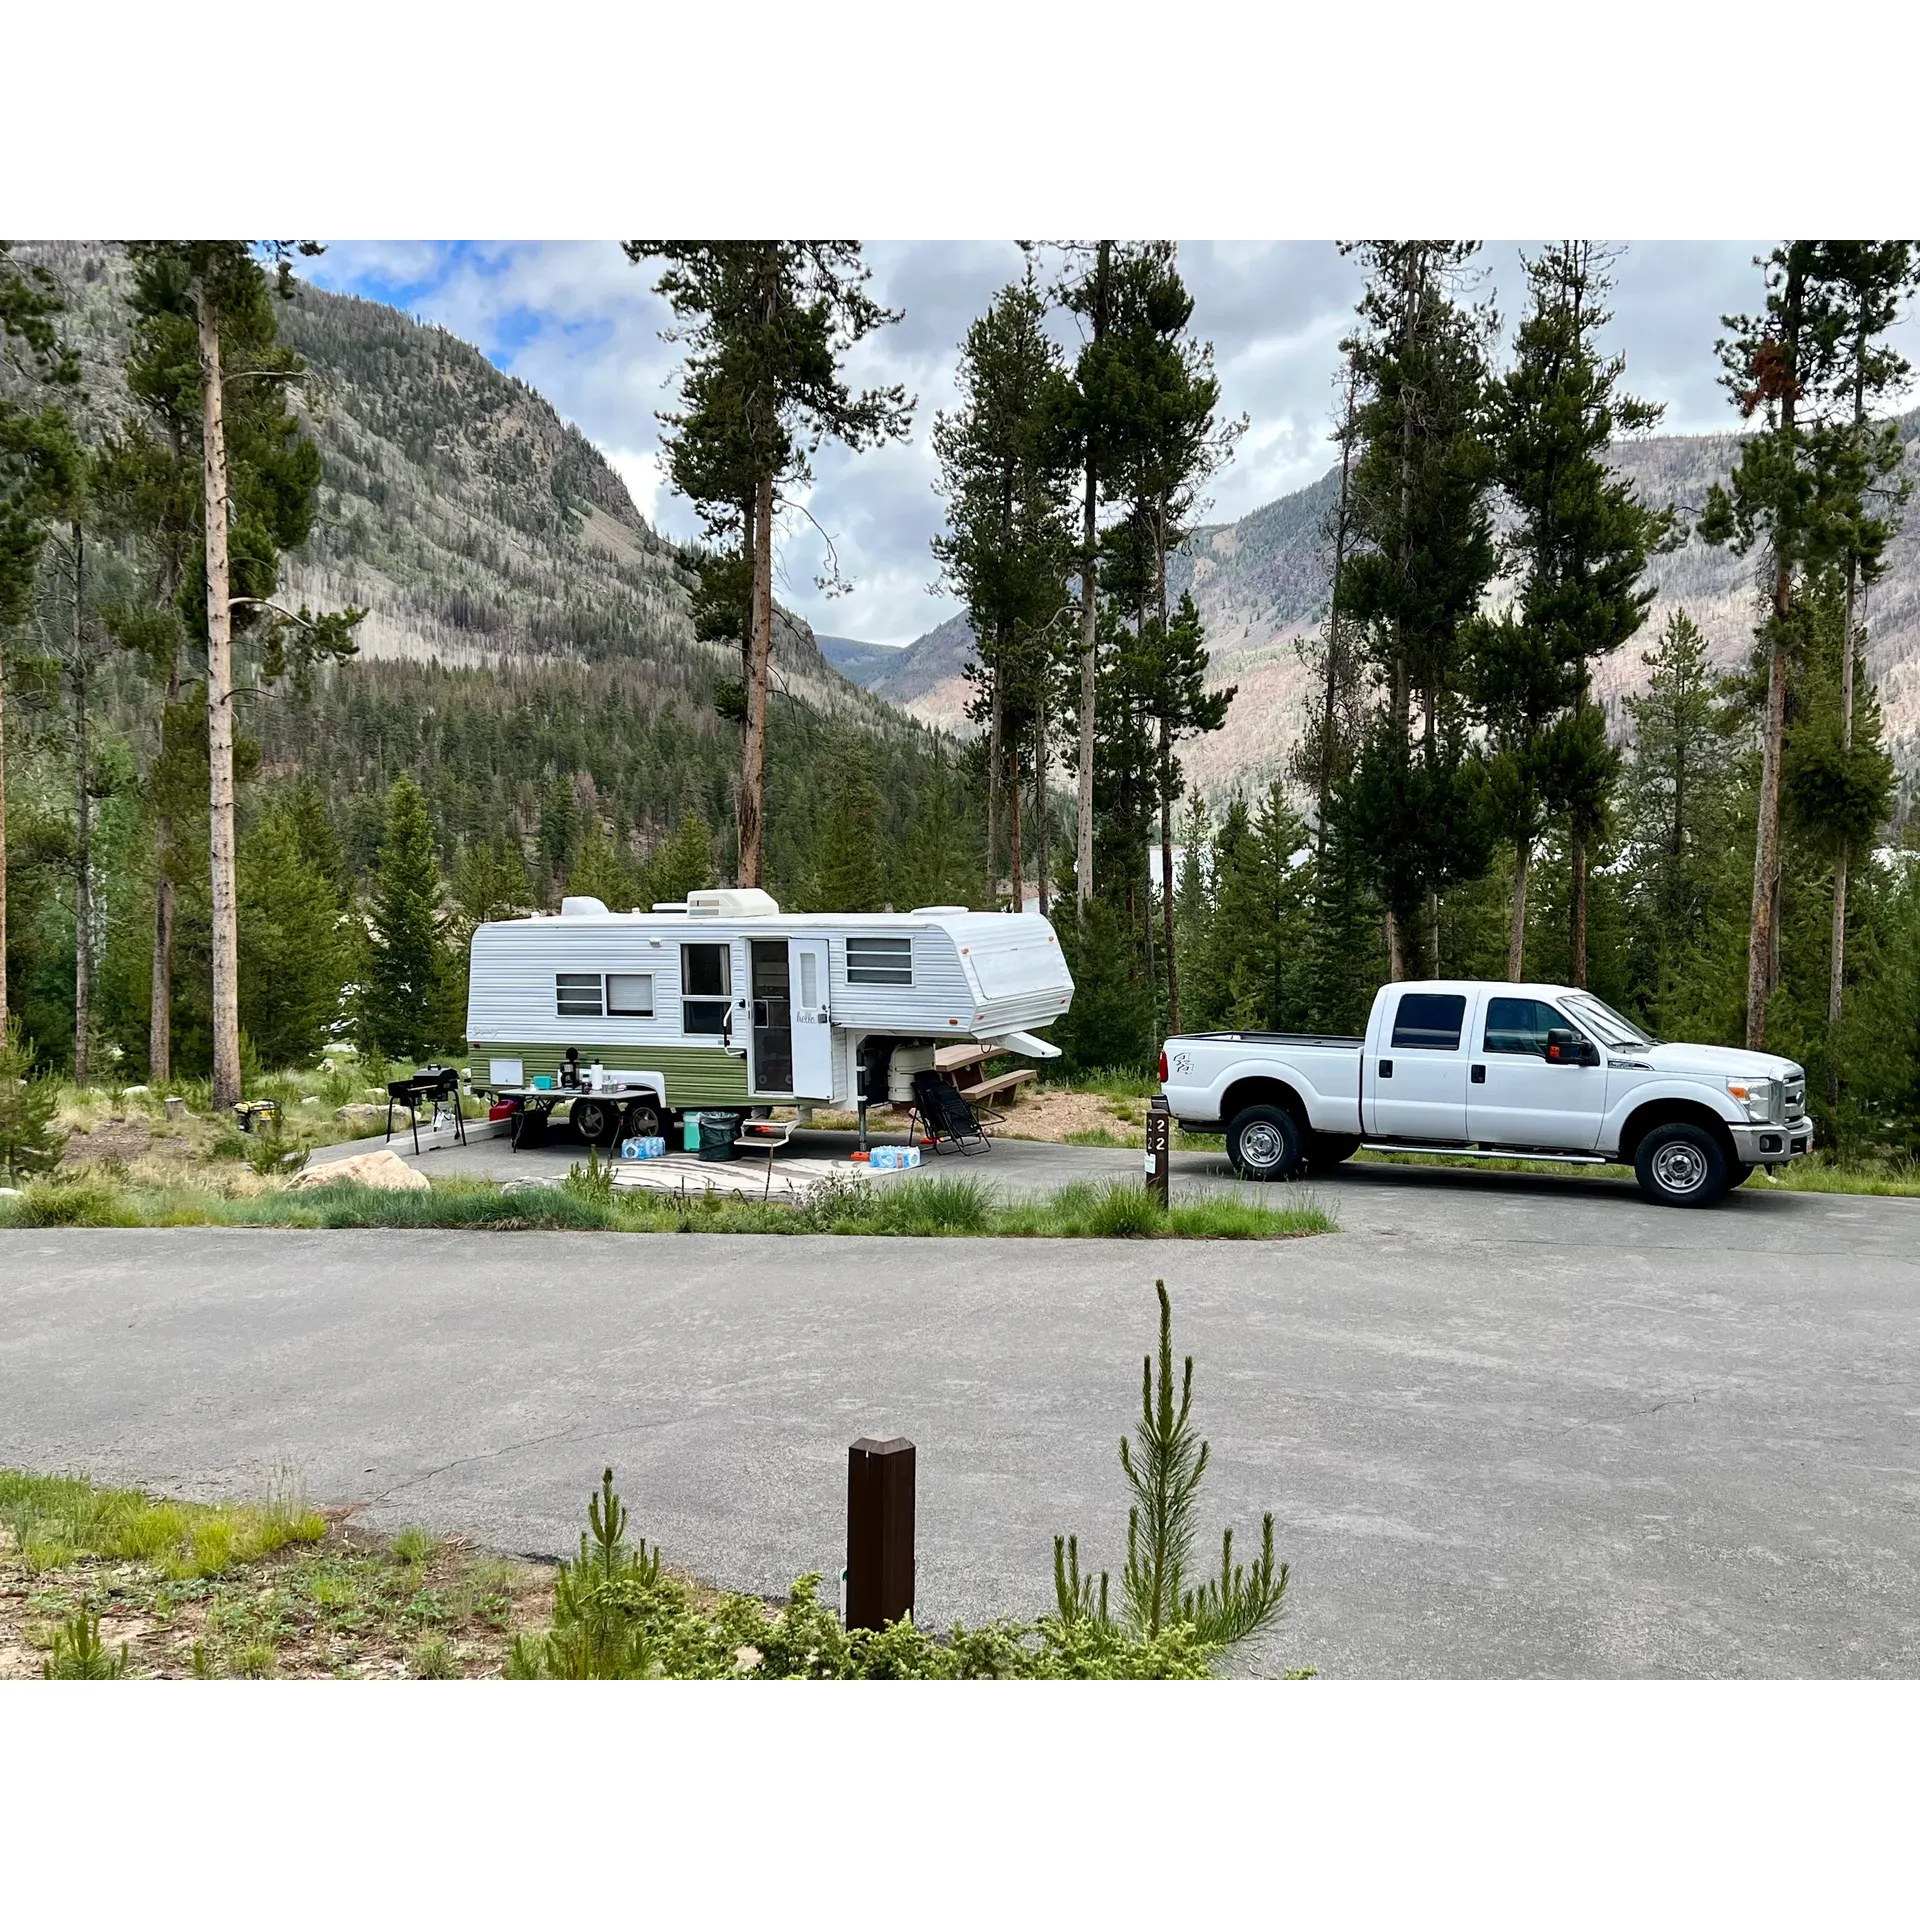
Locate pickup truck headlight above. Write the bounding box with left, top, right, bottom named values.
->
left=1725, top=1078, right=1780, bottom=1123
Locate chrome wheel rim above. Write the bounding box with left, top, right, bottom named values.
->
left=575, top=1102, right=608, bottom=1141
left=1652, top=1140, right=1707, bottom=1195
left=1239, top=1121, right=1286, bottom=1171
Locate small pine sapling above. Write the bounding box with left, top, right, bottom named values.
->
left=0, top=1021, right=63, bottom=1183
left=42, top=1601, right=128, bottom=1679
left=1053, top=1280, right=1289, bottom=1658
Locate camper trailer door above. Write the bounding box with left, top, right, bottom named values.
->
left=789, top=936, right=832, bottom=1099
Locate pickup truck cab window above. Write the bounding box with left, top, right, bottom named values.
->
left=1391, top=994, right=1466, bottom=1049
left=1483, top=997, right=1561, bottom=1056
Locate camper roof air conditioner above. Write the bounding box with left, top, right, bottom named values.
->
left=560, top=896, right=609, bottom=917
left=686, top=888, right=780, bottom=918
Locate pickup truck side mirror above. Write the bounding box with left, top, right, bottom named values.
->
left=1544, top=1027, right=1597, bottom=1066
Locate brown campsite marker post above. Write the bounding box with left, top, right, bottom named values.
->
left=846, top=1435, right=915, bottom=1630
left=1146, top=1097, right=1172, bottom=1209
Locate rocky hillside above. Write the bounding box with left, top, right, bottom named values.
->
left=11, top=243, right=891, bottom=730
left=876, top=419, right=1920, bottom=800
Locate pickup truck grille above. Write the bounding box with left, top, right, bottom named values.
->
left=1782, top=1072, right=1806, bottom=1120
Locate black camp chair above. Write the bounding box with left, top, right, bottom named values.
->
left=909, top=1070, right=992, bottom=1156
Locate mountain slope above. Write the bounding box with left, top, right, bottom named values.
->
left=13, top=243, right=892, bottom=730
left=875, top=418, right=1920, bottom=797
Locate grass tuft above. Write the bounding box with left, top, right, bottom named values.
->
left=390, top=1526, right=435, bottom=1567
left=0, top=1169, right=1336, bottom=1241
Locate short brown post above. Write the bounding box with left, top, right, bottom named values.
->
left=846, top=1435, right=915, bottom=1630
left=1145, top=1097, right=1171, bottom=1209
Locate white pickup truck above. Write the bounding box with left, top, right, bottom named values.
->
left=1157, top=980, right=1813, bottom=1207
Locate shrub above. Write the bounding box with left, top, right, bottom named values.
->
left=7, top=1177, right=136, bottom=1227
left=41, top=1602, right=128, bottom=1680
left=0, top=1021, right=63, bottom=1183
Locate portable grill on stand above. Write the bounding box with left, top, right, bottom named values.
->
left=386, top=1067, right=468, bottom=1156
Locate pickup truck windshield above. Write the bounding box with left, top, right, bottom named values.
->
left=1564, top=992, right=1653, bottom=1049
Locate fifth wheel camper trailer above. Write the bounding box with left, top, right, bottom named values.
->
left=465, top=888, right=1075, bottom=1142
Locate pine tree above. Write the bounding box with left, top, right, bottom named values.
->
left=1337, top=242, right=1499, bottom=979
left=0, top=243, right=81, bottom=1040
left=807, top=747, right=886, bottom=911
left=932, top=266, right=1075, bottom=913
left=361, top=774, right=452, bottom=1063
left=626, top=243, right=913, bottom=886
left=1793, top=244, right=1918, bottom=1108
left=648, top=811, right=713, bottom=904
left=1137, top=592, right=1232, bottom=1031
left=122, top=243, right=362, bottom=1107
left=1696, top=242, right=1897, bottom=1048
left=238, top=807, right=350, bottom=1068
left=1619, top=611, right=1747, bottom=1036
left=0, top=1017, right=62, bottom=1182
left=1481, top=243, right=1666, bottom=983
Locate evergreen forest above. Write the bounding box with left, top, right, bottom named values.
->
left=3, top=238, right=1918, bottom=1157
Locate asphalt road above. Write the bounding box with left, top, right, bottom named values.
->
left=3, top=1161, right=1916, bottom=1677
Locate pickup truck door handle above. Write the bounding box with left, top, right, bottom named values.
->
left=1471, top=1064, right=1486, bottom=1084
left=1378, top=1059, right=1393, bottom=1079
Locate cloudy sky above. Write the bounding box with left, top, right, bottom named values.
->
left=304, top=240, right=1815, bottom=646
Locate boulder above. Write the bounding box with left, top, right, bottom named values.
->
left=334, top=1103, right=387, bottom=1124
left=288, top=1150, right=430, bottom=1193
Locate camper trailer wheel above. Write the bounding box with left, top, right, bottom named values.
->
left=570, top=1098, right=617, bottom=1147
left=626, top=1101, right=660, bottom=1137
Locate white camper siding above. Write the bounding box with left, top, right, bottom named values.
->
left=467, top=923, right=749, bottom=1050
left=828, top=928, right=975, bottom=1032
left=952, top=916, right=1075, bottom=1035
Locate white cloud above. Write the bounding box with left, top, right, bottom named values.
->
left=307, top=238, right=1920, bottom=647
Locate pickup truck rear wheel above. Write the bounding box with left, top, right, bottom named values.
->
left=1227, top=1105, right=1304, bottom=1181
left=1634, top=1121, right=1730, bottom=1207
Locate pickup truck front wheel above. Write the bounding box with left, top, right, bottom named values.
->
left=1227, top=1105, right=1304, bottom=1181
left=1634, top=1121, right=1730, bottom=1207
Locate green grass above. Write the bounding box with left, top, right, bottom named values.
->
left=0, top=1170, right=1336, bottom=1241
left=0, top=1466, right=325, bottom=1580
left=4, top=1467, right=543, bottom=1679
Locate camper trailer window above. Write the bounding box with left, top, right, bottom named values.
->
left=606, top=974, right=654, bottom=1016
left=555, top=973, right=604, bottom=1017
left=681, top=943, right=732, bottom=1035
left=846, top=937, right=912, bottom=986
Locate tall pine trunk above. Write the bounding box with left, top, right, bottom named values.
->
left=71, top=522, right=91, bottom=1086
left=986, top=665, right=1004, bottom=905
left=1745, top=260, right=1803, bottom=1051
left=1159, top=722, right=1177, bottom=1033
left=1570, top=828, right=1590, bottom=989
left=1828, top=561, right=1856, bottom=1115
left=1507, top=836, right=1530, bottom=982
left=149, top=654, right=180, bottom=1085
left=1828, top=322, right=1868, bottom=1117
left=1074, top=460, right=1097, bottom=908
left=199, top=287, right=242, bottom=1112
left=1073, top=240, right=1109, bottom=912
left=740, top=471, right=774, bottom=887
left=1033, top=696, right=1049, bottom=917
left=0, top=633, right=9, bottom=1037
left=1008, top=741, right=1023, bottom=917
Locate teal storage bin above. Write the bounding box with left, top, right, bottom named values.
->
left=681, top=1110, right=703, bottom=1152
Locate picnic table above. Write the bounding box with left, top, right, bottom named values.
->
left=933, top=1042, right=1037, bottom=1109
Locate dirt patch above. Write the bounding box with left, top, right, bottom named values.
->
left=998, top=1088, right=1145, bottom=1145
left=3, top=1517, right=554, bottom=1680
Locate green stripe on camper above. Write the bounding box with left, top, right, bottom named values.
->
left=470, top=1042, right=751, bottom=1107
